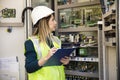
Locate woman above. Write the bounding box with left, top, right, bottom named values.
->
left=24, top=6, right=70, bottom=80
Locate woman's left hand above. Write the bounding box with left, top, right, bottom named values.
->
left=60, top=56, right=70, bottom=65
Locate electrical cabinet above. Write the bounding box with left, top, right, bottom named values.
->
left=102, top=0, right=117, bottom=80
left=54, top=0, right=103, bottom=80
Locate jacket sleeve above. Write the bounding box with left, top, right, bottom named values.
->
left=24, top=40, right=42, bottom=73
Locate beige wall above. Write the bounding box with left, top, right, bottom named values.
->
left=0, top=27, right=26, bottom=80
left=0, top=0, right=26, bottom=80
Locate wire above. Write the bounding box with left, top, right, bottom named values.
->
left=21, top=7, right=33, bottom=24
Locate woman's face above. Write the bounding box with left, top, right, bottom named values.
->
left=48, top=15, right=57, bottom=32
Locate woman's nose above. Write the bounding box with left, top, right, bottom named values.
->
left=54, top=20, right=57, bottom=25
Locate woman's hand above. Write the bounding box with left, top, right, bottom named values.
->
left=60, top=56, right=70, bottom=65
left=45, top=47, right=58, bottom=60
left=38, top=47, right=57, bottom=66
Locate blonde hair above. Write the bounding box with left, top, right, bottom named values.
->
left=33, top=15, right=52, bottom=43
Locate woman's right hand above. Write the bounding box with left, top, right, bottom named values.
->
left=45, top=47, right=58, bottom=60
left=38, top=47, right=58, bottom=66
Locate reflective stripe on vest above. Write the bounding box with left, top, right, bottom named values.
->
left=28, top=36, right=42, bottom=59
left=30, top=38, right=42, bottom=59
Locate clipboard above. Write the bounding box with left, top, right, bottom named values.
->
left=43, top=48, right=76, bottom=66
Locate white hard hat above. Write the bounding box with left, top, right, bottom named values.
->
left=31, top=6, right=54, bottom=25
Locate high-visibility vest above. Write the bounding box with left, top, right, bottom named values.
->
left=27, top=36, right=65, bottom=80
